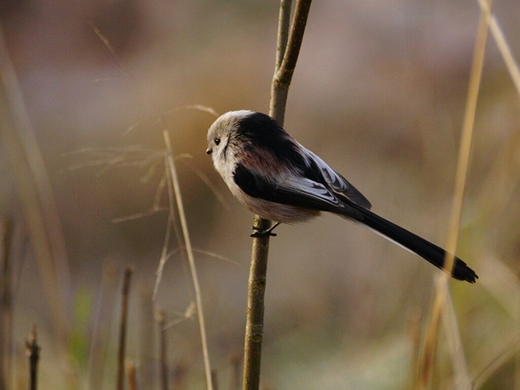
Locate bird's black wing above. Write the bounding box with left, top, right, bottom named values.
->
left=234, top=162, right=478, bottom=283
left=302, top=149, right=372, bottom=210
left=233, top=163, right=364, bottom=219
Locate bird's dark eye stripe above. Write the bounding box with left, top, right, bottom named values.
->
left=214, top=137, right=221, bottom=145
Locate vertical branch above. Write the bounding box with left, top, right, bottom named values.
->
left=139, top=290, right=155, bottom=390
left=163, top=130, right=213, bottom=390
left=270, top=0, right=313, bottom=125
left=0, top=218, right=13, bottom=390
left=87, top=261, right=119, bottom=390
left=417, top=0, right=493, bottom=388
left=242, top=1, right=313, bottom=390
left=0, top=24, right=70, bottom=353
left=117, top=267, right=133, bottom=390
left=26, top=325, right=40, bottom=390
left=211, top=370, right=219, bottom=390
left=242, top=215, right=271, bottom=390
left=155, top=308, right=169, bottom=390
left=230, top=354, right=241, bottom=390
left=274, top=0, right=292, bottom=68
left=126, top=361, right=138, bottom=390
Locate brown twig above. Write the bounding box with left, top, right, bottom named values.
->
left=87, top=261, right=119, bottom=389
left=211, top=369, right=219, bottom=390
left=155, top=308, right=169, bottom=390
left=242, top=1, right=313, bottom=389
left=0, top=23, right=70, bottom=354
left=163, top=130, right=213, bottom=389
left=230, top=354, right=241, bottom=390
left=127, top=361, right=138, bottom=390
left=0, top=218, right=13, bottom=390
left=117, top=267, right=133, bottom=390
left=26, top=325, right=40, bottom=390
left=139, top=289, right=155, bottom=389
left=270, top=0, right=313, bottom=125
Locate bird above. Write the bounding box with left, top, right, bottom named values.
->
left=206, top=110, right=478, bottom=283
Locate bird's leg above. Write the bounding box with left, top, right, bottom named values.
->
left=250, top=221, right=281, bottom=238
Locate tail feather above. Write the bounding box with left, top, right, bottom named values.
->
left=345, top=204, right=478, bottom=283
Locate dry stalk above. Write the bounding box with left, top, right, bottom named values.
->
left=127, top=361, right=138, bottom=390
left=26, top=325, right=40, bottom=390
left=156, top=308, right=169, bottom=390
left=417, top=1, right=493, bottom=388
left=0, top=24, right=70, bottom=354
left=0, top=218, right=13, bottom=390
left=117, top=267, right=133, bottom=390
left=87, top=261, right=119, bottom=390
left=242, top=1, right=313, bottom=389
left=163, top=130, right=213, bottom=390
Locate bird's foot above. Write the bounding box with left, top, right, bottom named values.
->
left=250, top=221, right=280, bottom=238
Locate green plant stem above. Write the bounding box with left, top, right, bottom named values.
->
left=242, top=1, right=312, bottom=389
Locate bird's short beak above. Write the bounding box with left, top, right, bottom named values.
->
left=206, top=147, right=212, bottom=155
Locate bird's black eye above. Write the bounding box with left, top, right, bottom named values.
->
left=214, top=137, right=221, bottom=145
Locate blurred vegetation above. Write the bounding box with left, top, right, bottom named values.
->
left=1, top=0, right=520, bottom=389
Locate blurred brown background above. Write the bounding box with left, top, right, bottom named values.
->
left=1, top=0, right=520, bottom=388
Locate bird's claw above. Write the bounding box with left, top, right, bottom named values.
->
left=250, top=229, right=277, bottom=238
left=250, top=221, right=280, bottom=238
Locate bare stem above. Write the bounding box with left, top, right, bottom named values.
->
left=156, top=308, right=169, bottom=390
left=0, top=24, right=70, bottom=353
left=87, top=261, right=119, bottom=390
left=242, top=1, right=313, bottom=389
left=270, top=0, right=313, bottom=124
left=26, top=325, right=40, bottom=390
left=0, top=218, right=13, bottom=390
left=126, top=361, right=138, bottom=390
left=117, top=267, right=133, bottom=390
left=211, top=369, right=219, bottom=390
left=163, top=130, right=213, bottom=390
left=417, top=1, right=493, bottom=388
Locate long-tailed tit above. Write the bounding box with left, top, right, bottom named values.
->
left=206, top=110, right=477, bottom=283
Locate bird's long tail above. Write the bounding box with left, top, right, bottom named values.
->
left=345, top=203, right=478, bottom=283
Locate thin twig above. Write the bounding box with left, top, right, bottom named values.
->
left=125, top=104, right=219, bottom=135
left=274, top=0, right=292, bottom=72
left=211, top=370, right=219, bottom=390
left=153, top=214, right=173, bottom=301
left=475, top=0, right=520, bottom=97
left=270, top=0, right=313, bottom=124
left=0, top=23, right=71, bottom=352
left=88, top=20, right=135, bottom=81
left=242, top=1, right=313, bottom=389
left=127, top=361, right=138, bottom=390
left=417, top=1, right=493, bottom=388
left=0, top=218, right=13, bottom=390
left=163, top=130, right=213, bottom=390
left=155, top=308, right=169, bottom=390
left=26, top=325, right=40, bottom=390
left=230, top=354, right=241, bottom=390
left=87, top=261, right=119, bottom=390
left=162, top=302, right=195, bottom=330
left=117, top=267, right=133, bottom=390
